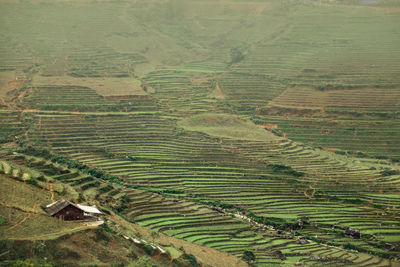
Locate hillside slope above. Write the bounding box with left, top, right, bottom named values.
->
left=0, top=0, right=399, bottom=266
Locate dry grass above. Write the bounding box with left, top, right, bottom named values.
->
left=179, top=113, right=279, bottom=141
left=32, top=75, right=147, bottom=97
left=0, top=71, right=18, bottom=97
left=0, top=174, right=50, bottom=214
left=269, top=86, right=400, bottom=111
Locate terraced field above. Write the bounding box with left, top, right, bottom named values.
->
left=0, top=149, right=394, bottom=266
left=18, top=110, right=398, bottom=261
left=1, top=0, right=400, bottom=266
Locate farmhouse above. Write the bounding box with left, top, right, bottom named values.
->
left=45, top=199, right=102, bottom=221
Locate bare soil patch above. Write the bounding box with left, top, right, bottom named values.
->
left=261, top=123, right=278, bottom=129
left=208, top=82, right=226, bottom=100
left=32, top=75, right=147, bottom=97
left=179, top=113, right=280, bottom=141
left=0, top=71, right=19, bottom=97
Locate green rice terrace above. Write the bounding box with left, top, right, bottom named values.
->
left=0, top=0, right=399, bottom=266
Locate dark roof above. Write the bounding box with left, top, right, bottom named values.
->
left=45, top=199, right=80, bottom=216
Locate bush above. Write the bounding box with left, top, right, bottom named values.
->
left=241, top=250, right=256, bottom=264
left=117, top=194, right=129, bottom=212
left=269, top=164, right=304, bottom=177
left=126, top=155, right=138, bottom=161
left=381, top=169, right=400, bottom=176
left=230, top=45, right=246, bottom=64
left=25, top=178, right=39, bottom=187
left=36, top=176, right=47, bottom=182
left=344, top=243, right=359, bottom=251
left=183, top=253, right=199, bottom=267
left=143, top=245, right=156, bottom=256
left=95, top=226, right=111, bottom=242
left=132, top=256, right=155, bottom=267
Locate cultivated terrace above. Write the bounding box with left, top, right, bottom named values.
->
left=0, top=0, right=399, bottom=266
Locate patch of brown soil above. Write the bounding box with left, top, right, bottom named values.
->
left=321, top=147, right=342, bottom=153
left=8, top=80, right=24, bottom=88
left=261, top=123, right=278, bottom=129
left=6, top=202, right=39, bottom=231
left=208, top=82, right=226, bottom=100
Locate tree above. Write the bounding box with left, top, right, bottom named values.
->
left=241, top=250, right=256, bottom=265
left=230, top=46, right=246, bottom=64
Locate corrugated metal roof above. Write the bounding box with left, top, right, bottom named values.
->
left=77, top=204, right=102, bottom=214
left=45, top=199, right=102, bottom=215
left=45, top=199, right=76, bottom=216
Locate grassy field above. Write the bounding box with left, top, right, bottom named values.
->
left=0, top=0, right=399, bottom=266
left=179, top=113, right=279, bottom=141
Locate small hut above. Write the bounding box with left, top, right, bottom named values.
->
left=45, top=199, right=102, bottom=221
left=76, top=203, right=103, bottom=221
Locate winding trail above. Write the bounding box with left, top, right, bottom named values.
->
left=6, top=202, right=39, bottom=231
left=49, top=183, right=55, bottom=202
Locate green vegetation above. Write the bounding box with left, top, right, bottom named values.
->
left=0, top=0, right=399, bottom=266
left=241, top=250, right=256, bottom=265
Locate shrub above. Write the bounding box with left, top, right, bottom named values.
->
left=381, top=169, right=400, bottom=176
left=327, top=241, right=340, bottom=247
left=230, top=45, right=246, bottom=64
left=269, top=164, right=304, bottom=177
left=36, top=176, right=46, bottom=182
left=126, top=155, right=138, bottom=161
left=95, top=225, right=111, bottom=242
left=25, top=178, right=39, bottom=187
left=183, top=253, right=199, bottom=267
left=132, top=256, right=155, bottom=267
left=241, top=250, right=256, bottom=264
left=344, top=243, right=358, bottom=251
left=117, top=194, right=129, bottom=212
left=143, top=245, right=156, bottom=256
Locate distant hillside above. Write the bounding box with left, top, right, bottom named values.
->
left=0, top=0, right=399, bottom=266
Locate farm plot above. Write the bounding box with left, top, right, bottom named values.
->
left=21, top=111, right=400, bottom=260
left=0, top=110, right=23, bottom=143
left=255, top=115, right=400, bottom=160
left=19, top=86, right=158, bottom=112
left=142, top=70, right=223, bottom=114
left=269, top=86, right=400, bottom=112
left=1, top=0, right=399, bottom=265
left=32, top=76, right=146, bottom=97
left=0, top=150, right=392, bottom=266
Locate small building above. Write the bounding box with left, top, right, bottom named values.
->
left=45, top=199, right=102, bottom=221
left=76, top=203, right=103, bottom=221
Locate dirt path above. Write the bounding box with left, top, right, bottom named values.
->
left=6, top=202, right=39, bottom=231
left=48, top=183, right=55, bottom=202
